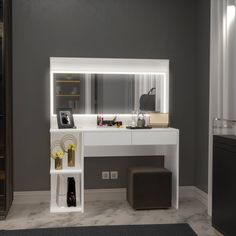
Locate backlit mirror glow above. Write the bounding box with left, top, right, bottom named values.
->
left=53, top=73, right=165, bottom=114
left=227, top=5, right=235, bottom=26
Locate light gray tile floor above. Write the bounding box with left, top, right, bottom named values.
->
left=0, top=199, right=221, bottom=236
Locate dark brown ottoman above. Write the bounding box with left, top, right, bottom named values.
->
left=127, top=166, right=172, bottom=210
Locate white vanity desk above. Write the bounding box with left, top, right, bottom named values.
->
left=49, top=57, right=178, bottom=213
left=50, top=126, right=179, bottom=212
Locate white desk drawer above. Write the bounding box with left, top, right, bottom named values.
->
left=84, top=131, right=132, bottom=146
left=132, top=131, right=178, bottom=145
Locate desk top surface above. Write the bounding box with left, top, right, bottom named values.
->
left=50, top=127, right=179, bottom=133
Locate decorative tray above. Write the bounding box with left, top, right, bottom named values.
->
left=126, top=126, right=152, bottom=129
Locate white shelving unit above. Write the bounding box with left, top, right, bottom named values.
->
left=50, top=130, right=84, bottom=213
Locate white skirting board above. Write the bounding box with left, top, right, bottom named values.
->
left=13, top=186, right=208, bottom=207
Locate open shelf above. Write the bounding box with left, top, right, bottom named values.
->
left=50, top=131, right=84, bottom=213
left=50, top=205, right=82, bottom=213
left=50, top=168, right=82, bottom=175
left=56, top=94, right=80, bottom=97
left=56, top=80, right=81, bottom=83
left=53, top=73, right=84, bottom=114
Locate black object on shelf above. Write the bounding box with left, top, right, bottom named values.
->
left=67, top=177, right=76, bottom=207
left=0, top=0, right=13, bottom=220
left=212, top=135, right=236, bottom=236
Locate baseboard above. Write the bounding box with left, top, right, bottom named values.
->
left=13, top=189, right=126, bottom=204
left=13, top=186, right=208, bottom=207
left=85, top=188, right=126, bottom=201
left=14, top=191, right=50, bottom=204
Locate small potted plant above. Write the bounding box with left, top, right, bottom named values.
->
left=51, top=140, right=65, bottom=170
left=51, top=151, right=64, bottom=170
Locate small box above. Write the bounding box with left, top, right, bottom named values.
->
left=149, top=113, right=169, bottom=128
left=127, top=167, right=172, bottom=210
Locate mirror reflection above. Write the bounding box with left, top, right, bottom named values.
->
left=53, top=73, right=164, bottom=114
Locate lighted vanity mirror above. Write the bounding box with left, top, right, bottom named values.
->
left=50, top=58, right=169, bottom=115
left=53, top=73, right=165, bottom=114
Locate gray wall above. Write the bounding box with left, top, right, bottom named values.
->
left=194, top=0, right=211, bottom=192
left=85, top=156, right=164, bottom=189
left=12, top=0, right=210, bottom=191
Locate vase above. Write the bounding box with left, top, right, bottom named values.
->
left=55, top=158, right=63, bottom=170
left=67, top=177, right=76, bottom=207
left=68, top=149, right=75, bottom=167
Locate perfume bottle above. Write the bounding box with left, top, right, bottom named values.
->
left=137, top=113, right=146, bottom=127
left=97, top=115, right=101, bottom=126
left=67, top=177, right=76, bottom=207
left=131, top=110, right=137, bottom=127
left=97, top=115, right=103, bottom=126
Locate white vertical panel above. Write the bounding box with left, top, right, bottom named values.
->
left=209, top=0, right=236, bottom=216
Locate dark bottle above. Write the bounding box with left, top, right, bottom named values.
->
left=67, top=177, right=76, bottom=207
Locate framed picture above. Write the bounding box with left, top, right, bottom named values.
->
left=56, top=108, right=75, bottom=129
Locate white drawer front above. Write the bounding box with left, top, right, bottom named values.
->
left=132, top=131, right=178, bottom=145
left=84, top=131, right=132, bottom=146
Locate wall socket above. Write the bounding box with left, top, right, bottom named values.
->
left=110, top=171, right=118, bottom=179
left=102, top=171, right=110, bottom=179
left=101, top=171, right=118, bottom=180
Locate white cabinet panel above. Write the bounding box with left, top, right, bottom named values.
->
left=132, top=131, right=178, bottom=145
left=84, top=131, right=132, bottom=146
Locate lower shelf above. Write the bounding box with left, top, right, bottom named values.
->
left=50, top=169, right=82, bottom=174
left=50, top=206, right=83, bottom=213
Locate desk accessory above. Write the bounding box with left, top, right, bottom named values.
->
left=126, top=126, right=152, bottom=129
left=60, top=134, right=77, bottom=167
left=51, top=140, right=65, bottom=170
left=57, top=108, right=75, bottom=129
left=149, top=113, right=169, bottom=128
left=97, top=115, right=117, bottom=126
